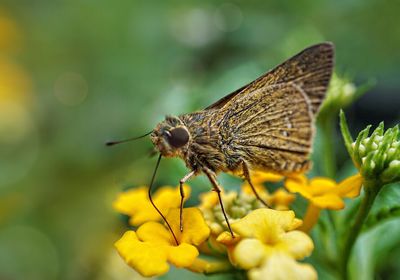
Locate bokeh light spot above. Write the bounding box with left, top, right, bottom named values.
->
left=169, top=8, right=220, bottom=48
left=0, top=101, right=32, bottom=144
left=0, top=11, right=21, bottom=53
left=214, top=3, right=243, bottom=32
left=54, top=72, right=88, bottom=106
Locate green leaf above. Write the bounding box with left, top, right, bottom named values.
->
left=339, top=110, right=354, bottom=158
left=349, top=217, right=400, bottom=280
left=365, top=182, right=400, bottom=228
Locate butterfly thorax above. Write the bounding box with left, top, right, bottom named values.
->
left=179, top=111, right=235, bottom=173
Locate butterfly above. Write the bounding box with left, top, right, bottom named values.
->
left=112, top=42, right=334, bottom=244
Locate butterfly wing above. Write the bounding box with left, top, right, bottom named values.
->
left=216, top=83, right=315, bottom=174
left=206, top=42, right=334, bottom=115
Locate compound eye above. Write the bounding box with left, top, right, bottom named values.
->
left=166, top=127, right=189, bottom=148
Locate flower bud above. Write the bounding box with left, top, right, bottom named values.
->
left=319, top=74, right=372, bottom=120
left=200, top=191, right=266, bottom=236
left=340, top=111, right=400, bottom=185
left=381, top=160, right=400, bottom=183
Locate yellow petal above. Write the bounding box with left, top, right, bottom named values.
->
left=336, top=173, right=363, bottom=198
left=199, top=191, right=219, bottom=209
left=167, top=243, right=199, bottom=267
left=269, top=188, right=296, bottom=209
left=113, top=186, right=148, bottom=216
left=251, top=171, right=284, bottom=183
left=114, top=231, right=169, bottom=277
left=129, top=209, right=160, bottom=226
left=278, top=231, right=314, bottom=260
left=154, top=184, right=191, bottom=213
left=248, top=253, right=317, bottom=280
left=285, top=174, right=363, bottom=210
left=167, top=207, right=210, bottom=246
left=136, top=222, right=173, bottom=245
left=216, top=231, right=240, bottom=246
left=233, top=238, right=266, bottom=269
left=215, top=232, right=239, bottom=266
left=311, top=194, right=345, bottom=210
left=309, top=177, right=337, bottom=195
left=289, top=218, right=303, bottom=231
left=116, top=185, right=191, bottom=226
left=284, top=177, right=313, bottom=199
left=241, top=181, right=268, bottom=197
left=231, top=209, right=299, bottom=239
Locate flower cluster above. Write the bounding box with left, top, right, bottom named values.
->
left=217, top=209, right=315, bottom=279
left=341, top=111, right=400, bottom=184
left=113, top=170, right=362, bottom=279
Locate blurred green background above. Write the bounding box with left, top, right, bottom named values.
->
left=1, top=1, right=399, bottom=279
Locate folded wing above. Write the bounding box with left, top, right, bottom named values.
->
left=206, top=42, right=334, bottom=115
left=218, top=83, right=314, bottom=174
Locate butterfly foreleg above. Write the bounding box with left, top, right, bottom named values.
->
left=242, top=161, right=271, bottom=208
left=179, top=170, right=196, bottom=232
left=203, top=167, right=235, bottom=238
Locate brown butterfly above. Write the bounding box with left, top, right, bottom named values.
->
left=109, top=42, right=334, bottom=244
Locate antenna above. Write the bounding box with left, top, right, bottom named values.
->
left=105, top=131, right=152, bottom=146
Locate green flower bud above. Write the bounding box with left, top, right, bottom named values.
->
left=206, top=191, right=265, bottom=235
left=322, top=74, right=356, bottom=110
left=319, top=74, right=373, bottom=120
left=381, top=160, right=400, bottom=183
left=340, top=111, right=400, bottom=184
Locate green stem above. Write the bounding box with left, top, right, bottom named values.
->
left=340, top=179, right=381, bottom=280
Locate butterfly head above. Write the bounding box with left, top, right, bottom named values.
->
left=151, top=116, right=191, bottom=157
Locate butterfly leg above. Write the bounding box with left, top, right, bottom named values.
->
left=242, top=161, right=271, bottom=208
left=179, top=170, right=196, bottom=232
left=203, top=167, right=235, bottom=238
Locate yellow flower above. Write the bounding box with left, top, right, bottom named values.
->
left=268, top=188, right=296, bottom=210
left=113, top=185, right=191, bottom=226
left=241, top=170, right=284, bottom=196
left=285, top=174, right=363, bottom=210
left=115, top=207, right=210, bottom=277
left=217, top=209, right=313, bottom=270
left=240, top=172, right=293, bottom=210
left=251, top=171, right=284, bottom=184
left=248, top=253, right=317, bottom=280
left=198, top=190, right=219, bottom=210
left=241, top=180, right=269, bottom=198
left=285, top=173, right=363, bottom=232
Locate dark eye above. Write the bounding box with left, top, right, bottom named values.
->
left=165, top=127, right=189, bottom=148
